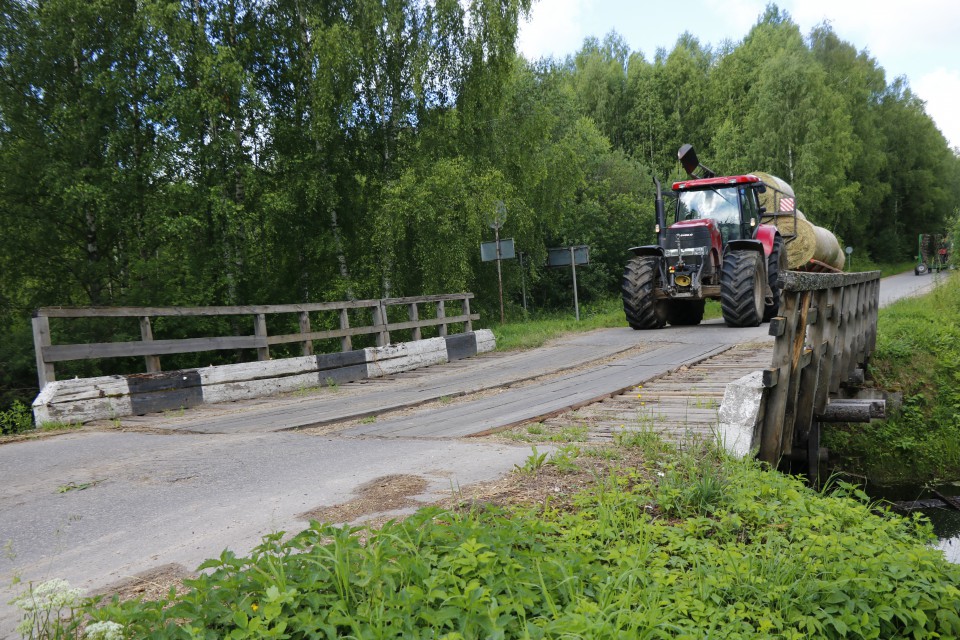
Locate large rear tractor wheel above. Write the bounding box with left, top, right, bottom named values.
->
left=720, top=250, right=764, bottom=327
left=763, top=235, right=787, bottom=322
left=667, top=300, right=705, bottom=326
left=621, top=257, right=668, bottom=329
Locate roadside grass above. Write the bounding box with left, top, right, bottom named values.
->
left=42, top=435, right=960, bottom=639
left=825, top=271, right=960, bottom=483
left=848, top=258, right=916, bottom=277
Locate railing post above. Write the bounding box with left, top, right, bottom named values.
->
left=463, top=296, right=473, bottom=333
left=139, top=316, right=162, bottom=373
left=298, top=311, right=313, bottom=356
left=339, top=308, right=352, bottom=352
left=437, top=300, right=447, bottom=337
left=409, top=303, right=421, bottom=341
left=32, top=315, right=56, bottom=389
left=254, top=313, right=270, bottom=361
left=373, top=302, right=389, bottom=347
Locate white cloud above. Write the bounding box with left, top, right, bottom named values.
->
left=787, top=0, right=960, bottom=63
left=913, top=68, right=960, bottom=149
left=517, top=0, right=593, bottom=61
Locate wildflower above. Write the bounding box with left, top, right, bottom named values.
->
left=640, top=402, right=646, bottom=406
left=86, top=620, right=124, bottom=640
left=656, top=471, right=665, bottom=477
left=252, top=603, right=259, bottom=612
left=13, top=579, right=82, bottom=637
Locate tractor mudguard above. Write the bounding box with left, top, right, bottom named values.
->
left=724, top=239, right=765, bottom=255
left=628, top=245, right=665, bottom=257
left=753, top=224, right=779, bottom=256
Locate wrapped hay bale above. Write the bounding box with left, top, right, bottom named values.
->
left=752, top=171, right=845, bottom=271
left=753, top=172, right=795, bottom=216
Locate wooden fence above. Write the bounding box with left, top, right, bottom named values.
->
left=32, top=293, right=477, bottom=389
left=759, top=271, right=882, bottom=478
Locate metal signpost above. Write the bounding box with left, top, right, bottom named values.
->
left=483, top=200, right=510, bottom=324
left=547, top=245, right=590, bottom=321
left=845, top=246, right=853, bottom=271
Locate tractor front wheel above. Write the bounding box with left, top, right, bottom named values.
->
left=621, top=256, right=668, bottom=329
left=720, top=250, right=764, bottom=327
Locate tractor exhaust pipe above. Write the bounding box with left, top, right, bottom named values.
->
left=653, top=176, right=666, bottom=247
left=678, top=143, right=716, bottom=179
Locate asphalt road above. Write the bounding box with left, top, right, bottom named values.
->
left=0, top=269, right=942, bottom=634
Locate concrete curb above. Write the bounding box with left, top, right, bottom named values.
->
left=33, top=330, right=495, bottom=425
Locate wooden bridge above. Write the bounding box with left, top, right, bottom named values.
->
left=30, top=273, right=884, bottom=476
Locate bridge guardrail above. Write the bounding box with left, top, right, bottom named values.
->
left=32, top=294, right=477, bottom=389
left=759, top=271, right=882, bottom=477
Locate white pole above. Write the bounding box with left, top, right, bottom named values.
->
left=570, top=247, right=580, bottom=321
left=496, top=226, right=505, bottom=324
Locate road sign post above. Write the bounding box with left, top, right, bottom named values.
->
left=547, top=245, right=590, bottom=321
left=484, top=200, right=510, bottom=324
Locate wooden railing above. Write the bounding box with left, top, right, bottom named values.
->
left=32, top=293, right=477, bottom=389
left=759, top=271, right=882, bottom=477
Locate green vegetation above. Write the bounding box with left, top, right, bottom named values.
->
left=44, top=447, right=959, bottom=638
left=2, top=2, right=959, bottom=417
left=0, top=400, right=33, bottom=435
left=505, top=423, right=590, bottom=443
left=825, top=272, right=960, bottom=483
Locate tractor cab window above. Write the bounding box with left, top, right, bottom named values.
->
left=676, top=187, right=742, bottom=242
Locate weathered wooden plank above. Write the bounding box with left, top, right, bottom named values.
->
left=37, top=300, right=383, bottom=317
left=339, top=308, right=352, bottom=352
left=43, top=335, right=267, bottom=362
left=380, top=293, right=474, bottom=305
left=298, top=311, right=314, bottom=356
left=266, top=325, right=383, bottom=346
left=780, top=270, right=881, bottom=292
left=409, top=303, right=421, bottom=341
left=385, top=314, right=479, bottom=332
left=32, top=316, right=56, bottom=388
left=759, top=291, right=800, bottom=462
left=436, top=301, right=447, bottom=337
left=254, top=314, right=270, bottom=361
left=139, top=316, right=162, bottom=373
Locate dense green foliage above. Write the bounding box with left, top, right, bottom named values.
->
left=63, top=454, right=960, bottom=638
left=825, top=273, right=960, bottom=483
left=2, top=1, right=959, bottom=411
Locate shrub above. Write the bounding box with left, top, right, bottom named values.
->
left=1, top=400, right=34, bottom=435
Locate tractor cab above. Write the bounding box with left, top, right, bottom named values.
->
left=673, top=175, right=763, bottom=244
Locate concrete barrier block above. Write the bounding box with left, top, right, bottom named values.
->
left=366, top=337, right=446, bottom=377
left=32, top=332, right=493, bottom=425
left=33, top=377, right=133, bottom=425
left=475, top=329, right=496, bottom=353
left=716, top=371, right=765, bottom=458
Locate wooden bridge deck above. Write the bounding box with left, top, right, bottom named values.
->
left=539, top=342, right=773, bottom=444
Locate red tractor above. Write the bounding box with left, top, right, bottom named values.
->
left=622, top=144, right=787, bottom=329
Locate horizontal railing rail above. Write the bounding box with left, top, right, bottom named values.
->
left=33, top=293, right=477, bottom=389
left=758, top=270, right=881, bottom=478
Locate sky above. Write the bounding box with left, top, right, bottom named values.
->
left=517, top=0, right=960, bottom=150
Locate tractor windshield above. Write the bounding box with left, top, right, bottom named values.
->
left=676, top=187, right=742, bottom=242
